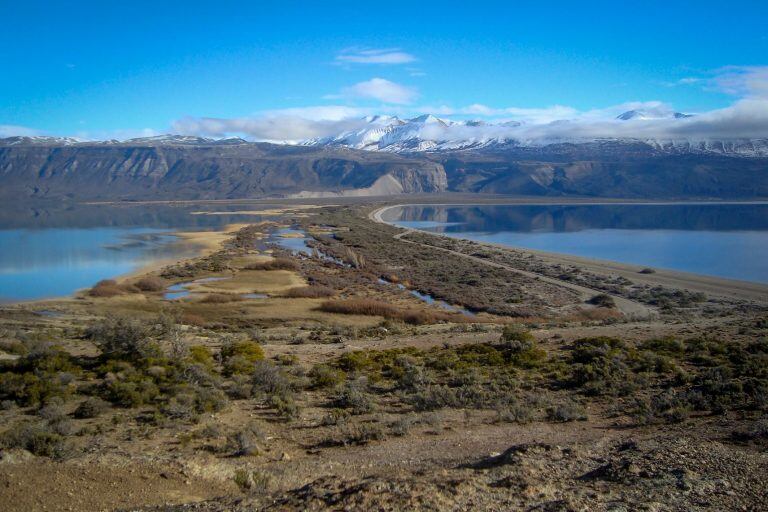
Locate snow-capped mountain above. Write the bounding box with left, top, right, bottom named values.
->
left=615, top=108, right=692, bottom=121
left=303, top=114, right=523, bottom=153
left=0, top=135, right=85, bottom=146
left=2, top=111, right=766, bottom=156
left=301, top=112, right=768, bottom=157
left=0, top=134, right=250, bottom=147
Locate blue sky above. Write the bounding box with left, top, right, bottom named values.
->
left=1, top=0, right=767, bottom=140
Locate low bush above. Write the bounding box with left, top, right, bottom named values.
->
left=221, top=340, right=264, bottom=375
left=134, top=276, right=167, bottom=292
left=251, top=361, right=292, bottom=397
left=308, top=364, right=346, bottom=389
left=87, top=279, right=127, bottom=298
left=244, top=258, right=298, bottom=271
left=188, top=346, right=215, bottom=369
left=588, top=294, right=616, bottom=308
left=0, top=346, right=79, bottom=406
left=233, top=469, right=272, bottom=494
left=334, top=379, right=375, bottom=414
left=546, top=400, right=587, bottom=422
left=320, top=299, right=399, bottom=318
left=229, top=422, right=266, bottom=456
left=319, top=299, right=443, bottom=325
left=282, top=285, right=335, bottom=298
left=74, top=397, right=110, bottom=419
left=0, top=421, right=64, bottom=457
left=85, top=315, right=161, bottom=361
left=200, top=293, right=244, bottom=304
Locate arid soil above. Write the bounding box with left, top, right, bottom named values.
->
left=0, top=202, right=766, bottom=511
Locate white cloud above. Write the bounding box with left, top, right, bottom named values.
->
left=712, top=66, right=768, bottom=98
left=0, top=124, right=41, bottom=137
left=338, top=78, right=417, bottom=104
left=335, top=48, right=416, bottom=65
left=172, top=107, right=375, bottom=142
left=163, top=65, right=768, bottom=144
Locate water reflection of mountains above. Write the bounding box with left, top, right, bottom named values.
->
left=0, top=201, right=282, bottom=230
left=395, top=204, right=768, bottom=233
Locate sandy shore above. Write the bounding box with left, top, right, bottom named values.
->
left=116, top=223, right=253, bottom=282
left=370, top=204, right=768, bottom=304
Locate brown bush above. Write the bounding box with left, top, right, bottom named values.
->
left=244, top=258, right=298, bottom=271
left=88, top=280, right=125, bottom=298
left=179, top=313, right=207, bottom=327
left=318, top=299, right=461, bottom=325
left=319, top=299, right=399, bottom=318
left=200, top=293, right=245, bottom=304
left=282, top=286, right=335, bottom=298
left=134, top=276, right=167, bottom=292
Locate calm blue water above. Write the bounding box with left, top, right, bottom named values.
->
left=385, top=204, right=768, bottom=284
left=0, top=202, right=282, bottom=302
left=0, top=228, right=197, bottom=301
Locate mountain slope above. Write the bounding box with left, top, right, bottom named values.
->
left=303, top=113, right=768, bottom=156
left=0, top=140, right=447, bottom=200
left=0, top=136, right=766, bottom=200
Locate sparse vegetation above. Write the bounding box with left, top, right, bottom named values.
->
left=134, top=276, right=167, bottom=292
left=244, top=257, right=298, bottom=271
left=282, top=285, right=335, bottom=298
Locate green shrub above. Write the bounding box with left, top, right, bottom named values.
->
left=0, top=421, right=64, bottom=457
left=251, top=361, right=291, bottom=397
left=334, top=380, right=374, bottom=414
left=102, top=378, right=160, bottom=408
left=308, top=364, right=346, bottom=389
left=74, top=397, right=110, bottom=419
left=546, top=400, right=587, bottom=422
left=500, top=324, right=535, bottom=344
left=188, top=345, right=215, bottom=369
left=221, top=340, right=264, bottom=363
left=86, top=315, right=160, bottom=360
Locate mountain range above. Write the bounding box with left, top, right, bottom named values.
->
left=1, top=111, right=767, bottom=201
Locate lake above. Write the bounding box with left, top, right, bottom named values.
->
left=0, top=202, right=280, bottom=302
left=383, top=203, right=768, bottom=284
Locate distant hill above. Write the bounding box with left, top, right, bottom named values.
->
left=0, top=135, right=766, bottom=200
left=0, top=138, right=447, bottom=200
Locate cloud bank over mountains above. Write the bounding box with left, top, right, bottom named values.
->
left=5, top=58, right=768, bottom=145
left=168, top=66, right=768, bottom=144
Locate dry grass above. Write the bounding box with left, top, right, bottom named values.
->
left=244, top=258, right=298, bottom=271
left=282, top=286, right=336, bottom=298
left=178, top=312, right=208, bottom=326
left=88, top=280, right=139, bottom=298
left=318, top=299, right=468, bottom=325
left=134, top=276, right=167, bottom=292
left=319, top=299, right=399, bottom=317
left=200, top=293, right=245, bottom=304
left=568, top=308, right=623, bottom=322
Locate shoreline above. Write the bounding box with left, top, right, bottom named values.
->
left=0, top=223, right=252, bottom=307
left=370, top=204, right=768, bottom=304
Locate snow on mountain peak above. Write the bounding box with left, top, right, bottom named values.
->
left=616, top=109, right=692, bottom=121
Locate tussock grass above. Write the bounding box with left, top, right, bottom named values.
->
left=88, top=279, right=139, bottom=298
left=134, top=276, right=167, bottom=292
left=200, top=293, right=245, bottom=304
left=282, top=285, right=336, bottom=298
left=244, top=258, right=298, bottom=271
left=318, top=299, right=467, bottom=325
